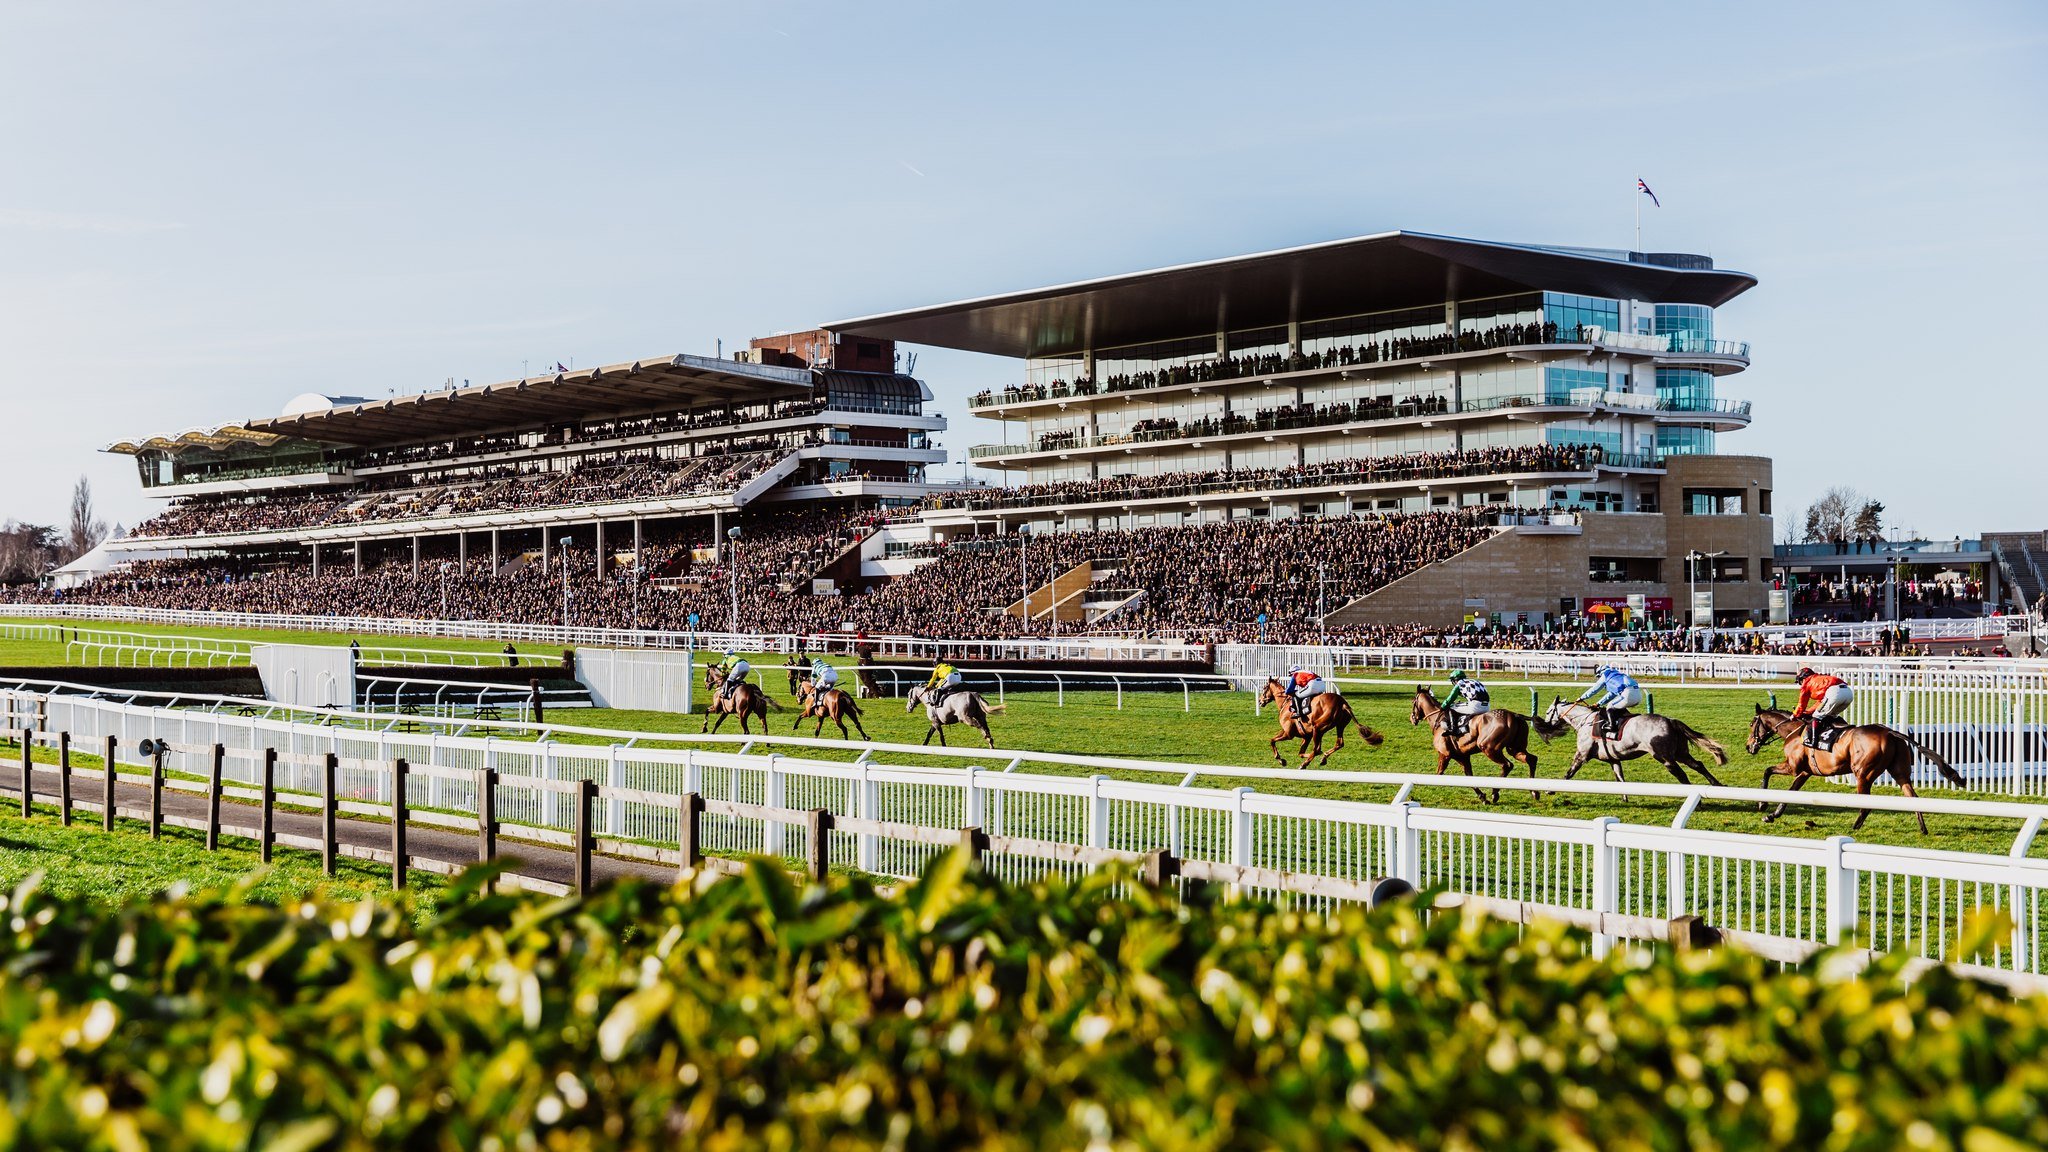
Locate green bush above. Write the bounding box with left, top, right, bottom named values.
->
left=0, top=854, right=2044, bottom=1150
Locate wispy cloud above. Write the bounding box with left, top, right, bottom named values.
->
left=0, top=207, right=185, bottom=235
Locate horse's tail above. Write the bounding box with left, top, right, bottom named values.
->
left=1519, top=710, right=1554, bottom=745
left=1898, top=730, right=1966, bottom=786
left=758, top=692, right=785, bottom=713
left=980, top=695, right=1008, bottom=716
left=841, top=692, right=862, bottom=719
left=1677, top=720, right=1729, bottom=765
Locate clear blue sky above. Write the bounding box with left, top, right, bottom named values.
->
left=2, top=1, right=2040, bottom=538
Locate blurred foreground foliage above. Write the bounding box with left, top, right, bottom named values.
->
left=0, top=853, right=2045, bottom=1151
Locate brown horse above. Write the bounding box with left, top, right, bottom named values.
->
left=795, top=679, right=871, bottom=740
left=1257, top=678, right=1383, bottom=767
left=1745, top=705, right=1964, bottom=834
left=1409, top=686, right=1542, bottom=804
left=700, top=667, right=781, bottom=734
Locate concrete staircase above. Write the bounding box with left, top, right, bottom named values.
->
left=1987, top=532, right=2046, bottom=615
left=1006, top=561, right=1094, bottom=624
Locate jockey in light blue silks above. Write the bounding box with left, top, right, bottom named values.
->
left=1576, top=665, right=1643, bottom=739
left=714, top=651, right=751, bottom=702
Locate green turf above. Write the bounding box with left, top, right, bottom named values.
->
left=520, top=678, right=2041, bottom=858
left=0, top=618, right=2034, bottom=857
left=0, top=810, right=443, bottom=912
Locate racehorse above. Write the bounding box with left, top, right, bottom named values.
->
left=854, top=650, right=883, bottom=700
left=905, top=683, right=1004, bottom=747
left=1539, top=698, right=1729, bottom=788
left=700, top=666, right=781, bottom=734
left=1410, top=685, right=1542, bottom=804
left=796, top=679, right=871, bottom=741
left=1257, top=678, right=1382, bottom=767
left=1745, top=705, right=1964, bottom=834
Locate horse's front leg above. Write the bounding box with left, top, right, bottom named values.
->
left=1765, top=770, right=1811, bottom=823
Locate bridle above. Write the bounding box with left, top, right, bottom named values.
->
left=1746, top=711, right=1806, bottom=754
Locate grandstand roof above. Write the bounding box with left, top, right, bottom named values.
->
left=104, top=424, right=295, bottom=456
left=826, top=230, right=1758, bottom=360
left=221, top=353, right=815, bottom=449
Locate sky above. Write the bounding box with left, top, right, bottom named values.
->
left=1, top=0, right=2041, bottom=539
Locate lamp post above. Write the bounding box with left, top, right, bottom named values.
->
left=631, top=563, right=642, bottom=633
left=558, top=537, right=574, bottom=629
left=727, top=526, right=742, bottom=637
left=1687, top=549, right=1728, bottom=648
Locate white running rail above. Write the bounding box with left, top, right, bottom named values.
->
left=6, top=683, right=2048, bottom=981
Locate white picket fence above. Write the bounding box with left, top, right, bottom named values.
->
left=5, top=684, right=2047, bottom=981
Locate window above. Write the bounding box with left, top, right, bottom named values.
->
left=1683, top=487, right=1746, bottom=515
left=1589, top=557, right=1661, bottom=582
left=1758, top=488, right=1772, bottom=514
left=1543, top=293, right=1621, bottom=339
left=1544, top=366, right=1608, bottom=404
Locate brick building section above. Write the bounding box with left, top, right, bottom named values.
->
left=1330, top=455, right=1775, bottom=628
left=748, top=329, right=895, bottom=372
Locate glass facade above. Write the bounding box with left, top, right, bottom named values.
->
left=1655, top=367, right=1715, bottom=410
left=1542, top=292, right=1620, bottom=338
left=1544, top=366, right=1608, bottom=404
left=1657, top=426, right=1716, bottom=456
left=1651, top=304, right=1713, bottom=342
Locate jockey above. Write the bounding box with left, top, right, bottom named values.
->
left=714, top=651, right=750, bottom=702
left=810, top=657, right=839, bottom=694
left=925, top=661, right=962, bottom=704
left=1283, top=665, right=1327, bottom=720
left=1792, top=667, right=1854, bottom=745
left=1575, top=665, right=1642, bottom=739
left=1437, top=670, right=1490, bottom=738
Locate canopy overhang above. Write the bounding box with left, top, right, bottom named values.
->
left=826, top=230, right=1758, bottom=360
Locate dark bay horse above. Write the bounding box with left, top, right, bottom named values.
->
left=1258, top=678, right=1382, bottom=767
left=1410, top=686, right=1542, bottom=804
left=1745, top=705, right=1964, bottom=834
left=701, top=667, right=781, bottom=734
left=796, top=680, right=871, bottom=740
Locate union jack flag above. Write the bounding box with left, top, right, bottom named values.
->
left=1636, top=178, right=1661, bottom=208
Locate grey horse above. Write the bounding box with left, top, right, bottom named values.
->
left=1540, top=698, right=1729, bottom=788
left=905, top=683, right=1005, bottom=748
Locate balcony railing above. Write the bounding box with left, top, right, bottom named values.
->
left=926, top=449, right=1625, bottom=514
left=968, top=321, right=1751, bottom=409
left=968, top=391, right=1743, bottom=460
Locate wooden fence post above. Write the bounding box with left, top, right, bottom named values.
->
left=205, top=743, right=225, bottom=851
left=1141, top=847, right=1180, bottom=889
left=573, top=778, right=596, bottom=896
left=390, top=758, right=409, bottom=891
left=805, top=808, right=832, bottom=883
left=148, top=744, right=164, bottom=841
left=320, top=752, right=338, bottom=877
left=476, top=768, right=498, bottom=891
left=57, top=732, right=71, bottom=827
left=101, top=735, right=116, bottom=831
left=19, top=726, right=32, bottom=817
left=678, top=791, right=703, bottom=877
left=1668, top=914, right=1722, bottom=953
left=259, top=748, right=276, bottom=863
left=958, top=825, right=988, bottom=869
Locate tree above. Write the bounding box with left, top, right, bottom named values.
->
left=1799, top=486, right=1869, bottom=544
left=1851, top=499, right=1884, bottom=541
left=0, top=522, right=60, bottom=584
left=65, top=475, right=107, bottom=562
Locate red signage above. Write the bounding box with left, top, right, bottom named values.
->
left=1582, top=596, right=1673, bottom=612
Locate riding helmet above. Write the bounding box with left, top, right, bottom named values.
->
left=1795, top=667, right=1815, bottom=681
left=1448, top=670, right=1467, bottom=682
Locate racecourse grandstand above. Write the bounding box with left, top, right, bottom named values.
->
left=49, top=230, right=1796, bottom=639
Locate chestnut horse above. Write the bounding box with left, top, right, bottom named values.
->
left=1258, top=678, right=1383, bottom=767
left=700, top=667, right=781, bottom=734
left=1745, top=705, right=1963, bottom=834
left=1409, top=686, right=1542, bottom=804
left=795, top=679, right=871, bottom=741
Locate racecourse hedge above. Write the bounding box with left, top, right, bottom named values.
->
left=1, top=857, right=2045, bottom=1151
